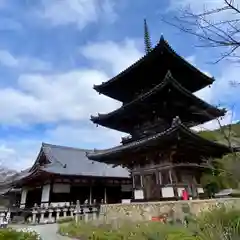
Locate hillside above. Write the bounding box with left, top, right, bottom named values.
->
left=197, top=123, right=240, bottom=147
left=0, top=167, right=17, bottom=183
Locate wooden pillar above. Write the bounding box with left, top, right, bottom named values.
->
left=20, top=187, right=28, bottom=209
left=170, top=168, right=179, bottom=199
left=89, top=186, right=92, bottom=205
left=104, top=187, right=107, bottom=204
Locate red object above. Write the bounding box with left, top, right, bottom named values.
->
left=151, top=216, right=166, bottom=222
left=182, top=190, right=188, bottom=200
left=151, top=217, right=160, bottom=221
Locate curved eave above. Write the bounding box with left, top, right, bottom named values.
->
left=87, top=120, right=234, bottom=161
left=160, top=37, right=214, bottom=85
left=91, top=71, right=224, bottom=127
left=94, top=36, right=214, bottom=97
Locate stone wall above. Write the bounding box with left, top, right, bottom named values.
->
left=100, top=198, right=240, bottom=222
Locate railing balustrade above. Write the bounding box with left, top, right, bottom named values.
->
left=1, top=199, right=102, bottom=225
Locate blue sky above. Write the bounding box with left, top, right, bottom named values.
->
left=0, top=0, right=239, bottom=170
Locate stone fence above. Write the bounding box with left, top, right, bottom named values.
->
left=2, top=198, right=240, bottom=225
left=99, top=198, right=240, bottom=223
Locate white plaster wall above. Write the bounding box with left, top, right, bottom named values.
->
left=177, top=187, right=185, bottom=197
left=134, top=189, right=144, bottom=199
left=161, top=187, right=174, bottom=198
left=41, top=184, right=51, bottom=203
left=20, top=188, right=28, bottom=208
left=197, top=187, right=204, bottom=193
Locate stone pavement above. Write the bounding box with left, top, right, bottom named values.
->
left=10, top=223, right=76, bottom=240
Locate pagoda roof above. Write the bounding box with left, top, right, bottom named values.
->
left=91, top=71, right=225, bottom=133
left=87, top=117, right=237, bottom=164
left=94, top=36, right=214, bottom=103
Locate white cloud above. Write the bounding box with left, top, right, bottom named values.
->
left=186, top=55, right=212, bottom=77
left=0, top=39, right=141, bottom=170
left=0, top=140, right=39, bottom=170
left=45, top=124, right=123, bottom=148
left=0, top=40, right=142, bottom=126
left=81, top=39, right=143, bottom=75
left=0, top=69, right=119, bottom=125
left=0, top=123, right=124, bottom=171
left=39, top=0, right=118, bottom=29
left=0, top=50, right=51, bottom=71
left=195, top=61, right=240, bottom=107
left=192, top=110, right=237, bottom=131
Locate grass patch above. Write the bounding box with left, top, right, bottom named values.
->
left=59, top=205, right=240, bottom=240
left=56, top=216, right=74, bottom=224
left=59, top=220, right=195, bottom=240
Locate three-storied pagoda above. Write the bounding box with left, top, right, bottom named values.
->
left=87, top=24, right=234, bottom=201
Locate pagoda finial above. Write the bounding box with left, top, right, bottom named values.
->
left=144, top=19, right=152, bottom=54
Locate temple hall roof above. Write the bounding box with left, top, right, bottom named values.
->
left=1, top=143, right=130, bottom=188
left=38, top=143, right=129, bottom=178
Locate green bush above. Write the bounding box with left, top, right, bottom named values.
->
left=0, top=228, right=41, bottom=240
left=193, top=204, right=240, bottom=240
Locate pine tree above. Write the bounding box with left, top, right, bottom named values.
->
left=144, top=19, right=152, bottom=54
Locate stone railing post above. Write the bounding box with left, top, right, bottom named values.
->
left=0, top=212, right=5, bottom=226
left=48, top=204, right=54, bottom=223
left=40, top=208, right=46, bottom=224
left=92, top=206, right=97, bottom=221
left=31, top=203, right=38, bottom=224
left=32, top=210, right=38, bottom=224
left=56, top=205, right=61, bottom=221
left=74, top=200, right=80, bottom=223
left=83, top=206, right=89, bottom=222
left=63, top=207, right=68, bottom=218
left=70, top=207, right=74, bottom=218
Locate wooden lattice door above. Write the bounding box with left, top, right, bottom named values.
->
left=143, top=173, right=159, bottom=200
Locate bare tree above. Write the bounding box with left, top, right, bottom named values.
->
left=162, top=0, right=240, bottom=64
